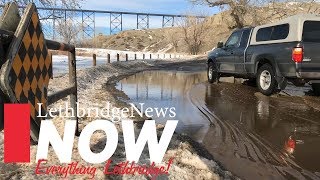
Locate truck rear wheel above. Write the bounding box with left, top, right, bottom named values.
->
left=256, top=64, right=277, bottom=96
left=312, top=83, right=320, bottom=96
left=208, top=62, right=219, bottom=83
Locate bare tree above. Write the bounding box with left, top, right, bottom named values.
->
left=0, top=0, right=85, bottom=44
left=56, top=18, right=80, bottom=44
left=190, top=0, right=320, bottom=28
left=167, top=30, right=180, bottom=52
left=0, top=0, right=83, bottom=9
left=190, top=0, right=253, bottom=28
left=304, top=0, right=320, bottom=13
left=179, top=16, right=208, bottom=55
left=252, top=0, right=320, bottom=24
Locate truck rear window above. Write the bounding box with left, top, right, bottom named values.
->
left=256, top=24, right=289, bottom=42
left=303, top=21, right=320, bottom=42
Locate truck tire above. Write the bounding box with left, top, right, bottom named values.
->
left=256, top=64, right=277, bottom=95
left=312, top=83, right=320, bottom=96
left=208, top=62, right=219, bottom=83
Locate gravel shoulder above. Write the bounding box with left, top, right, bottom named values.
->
left=0, top=58, right=237, bottom=180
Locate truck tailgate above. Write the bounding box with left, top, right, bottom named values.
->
left=297, top=21, right=320, bottom=79
left=296, top=44, right=320, bottom=79
left=300, top=43, right=320, bottom=78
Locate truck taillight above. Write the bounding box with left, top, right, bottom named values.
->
left=292, top=47, right=303, bottom=63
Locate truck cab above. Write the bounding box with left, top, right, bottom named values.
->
left=209, top=27, right=252, bottom=75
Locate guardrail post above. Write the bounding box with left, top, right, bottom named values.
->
left=117, top=53, right=120, bottom=62
left=107, top=53, right=110, bottom=63
left=68, top=49, right=80, bottom=136
left=126, top=54, right=128, bottom=61
left=93, top=53, right=97, bottom=66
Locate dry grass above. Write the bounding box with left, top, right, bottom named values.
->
left=78, top=2, right=320, bottom=55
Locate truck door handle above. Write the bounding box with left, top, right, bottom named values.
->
left=230, top=51, right=234, bottom=55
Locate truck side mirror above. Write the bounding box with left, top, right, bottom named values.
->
left=217, top=41, right=224, bottom=48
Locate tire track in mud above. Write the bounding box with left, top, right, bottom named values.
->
left=188, top=83, right=320, bottom=180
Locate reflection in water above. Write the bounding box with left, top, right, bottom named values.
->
left=116, top=71, right=210, bottom=141
left=196, top=83, right=320, bottom=179
left=117, top=70, right=320, bottom=179
left=285, top=136, right=296, bottom=155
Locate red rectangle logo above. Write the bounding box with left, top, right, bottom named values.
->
left=4, top=104, right=30, bottom=163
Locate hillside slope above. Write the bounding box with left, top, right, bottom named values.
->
left=81, top=2, right=320, bottom=54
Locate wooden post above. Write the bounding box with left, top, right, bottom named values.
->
left=93, top=54, right=97, bottom=66
left=164, top=54, right=165, bottom=59
left=170, top=54, right=172, bottom=58
left=107, top=53, right=110, bottom=63
left=45, top=40, right=79, bottom=137
left=117, top=53, right=120, bottom=62
left=157, top=54, right=159, bottom=59
left=126, top=54, right=128, bottom=61
left=68, top=49, right=79, bottom=136
left=150, top=54, right=152, bottom=59
left=134, top=54, right=137, bottom=60
left=143, top=54, right=145, bottom=60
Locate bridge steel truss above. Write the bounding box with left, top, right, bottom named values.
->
left=0, top=5, right=206, bottom=40
left=162, top=16, right=175, bottom=28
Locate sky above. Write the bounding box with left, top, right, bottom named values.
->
left=79, top=0, right=220, bottom=34
left=37, top=0, right=220, bottom=38
left=82, top=0, right=219, bottom=15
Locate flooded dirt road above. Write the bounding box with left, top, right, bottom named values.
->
left=116, top=70, right=320, bottom=180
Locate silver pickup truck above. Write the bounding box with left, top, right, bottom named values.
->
left=207, top=14, right=320, bottom=95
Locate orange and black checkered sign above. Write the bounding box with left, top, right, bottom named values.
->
left=0, top=4, right=52, bottom=128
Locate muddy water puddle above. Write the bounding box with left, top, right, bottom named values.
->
left=116, top=70, right=320, bottom=179
left=115, top=71, right=210, bottom=141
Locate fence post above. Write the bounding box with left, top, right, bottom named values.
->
left=134, top=54, right=137, bottom=60
left=107, top=53, right=110, bottom=63
left=117, top=53, right=120, bottom=62
left=143, top=54, right=145, bottom=60
left=157, top=54, right=159, bottom=59
left=150, top=54, right=152, bottom=59
left=93, top=54, right=96, bottom=66
left=68, top=49, right=79, bottom=136
left=126, top=54, right=128, bottom=61
left=170, top=54, right=172, bottom=58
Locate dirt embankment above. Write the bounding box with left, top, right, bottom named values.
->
left=0, top=59, right=237, bottom=179
left=79, top=2, right=320, bottom=55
